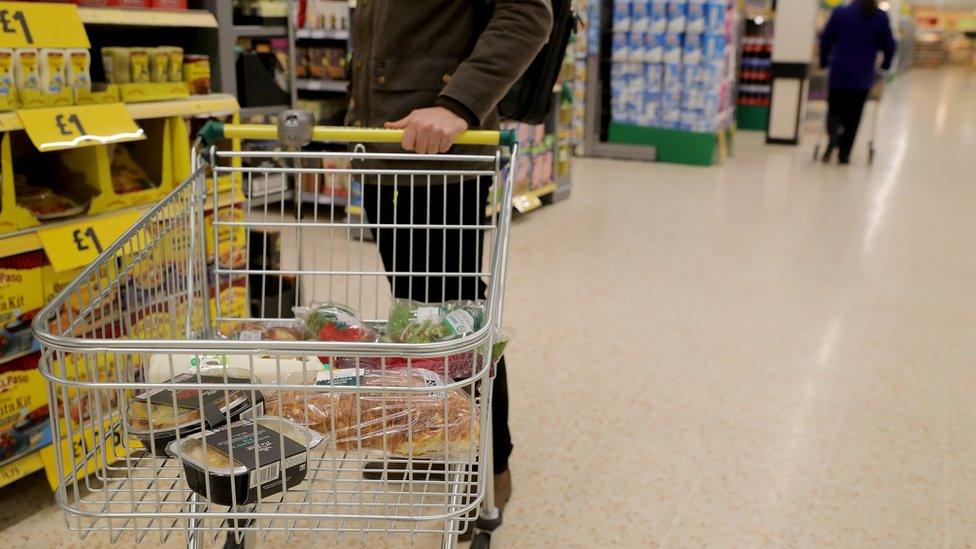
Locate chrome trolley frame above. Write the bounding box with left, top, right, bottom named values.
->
left=32, top=118, right=518, bottom=548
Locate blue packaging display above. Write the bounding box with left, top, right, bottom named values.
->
left=614, top=0, right=633, bottom=32
left=644, top=63, right=664, bottom=90
left=686, top=0, right=707, bottom=33
left=667, top=0, right=688, bottom=17
left=705, top=0, right=727, bottom=31
left=631, top=1, right=651, bottom=32
left=609, top=0, right=733, bottom=132
left=663, top=31, right=684, bottom=63
left=612, top=32, right=630, bottom=61
left=650, top=1, right=668, bottom=32
left=629, top=31, right=645, bottom=61
left=644, top=32, right=666, bottom=63
left=682, top=32, right=703, bottom=64
left=703, top=32, right=728, bottom=59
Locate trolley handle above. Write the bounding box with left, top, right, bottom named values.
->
left=199, top=116, right=516, bottom=149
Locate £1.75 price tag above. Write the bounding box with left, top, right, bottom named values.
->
left=17, top=103, right=144, bottom=152
left=37, top=210, right=144, bottom=273
left=0, top=2, right=89, bottom=48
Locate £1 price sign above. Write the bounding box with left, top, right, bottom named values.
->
left=0, top=2, right=89, bottom=48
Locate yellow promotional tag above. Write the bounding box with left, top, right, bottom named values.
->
left=0, top=2, right=89, bottom=48
left=0, top=450, right=44, bottom=489
left=37, top=210, right=143, bottom=273
left=17, top=103, right=144, bottom=152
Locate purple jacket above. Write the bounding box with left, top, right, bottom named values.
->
left=819, top=3, right=896, bottom=91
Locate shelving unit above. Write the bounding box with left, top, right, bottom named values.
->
left=0, top=4, right=244, bottom=491
left=78, top=7, right=218, bottom=28
left=296, top=79, right=349, bottom=92
left=233, top=25, right=288, bottom=38
left=295, top=28, right=350, bottom=41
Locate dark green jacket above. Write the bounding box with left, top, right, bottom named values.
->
left=346, top=0, right=553, bottom=159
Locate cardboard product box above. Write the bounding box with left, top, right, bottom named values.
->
left=0, top=352, right=51, bottom=468
left=0, top=252, right=45, bottom=362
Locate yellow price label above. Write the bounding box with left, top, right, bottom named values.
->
left=0, top=450, right=44, bottom=489
left=17, top=103, right=144, bottom=152
left=0, top=2, right=89, bottom=48
left=37, top=210, right=143, bottom=273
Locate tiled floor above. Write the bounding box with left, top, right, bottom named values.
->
left=2, top=67, right=975, bottom=548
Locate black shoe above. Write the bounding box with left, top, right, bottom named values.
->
left=838, top=157, right=851, bottom=165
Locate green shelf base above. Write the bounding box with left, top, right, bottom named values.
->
left=608, top=123, right=735, bottom=166
left=737, top=105, right=770, bottom=131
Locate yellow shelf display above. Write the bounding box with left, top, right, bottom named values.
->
left=0, top=4, right=244, bottom=490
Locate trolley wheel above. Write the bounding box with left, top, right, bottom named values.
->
left=868, top=143, right=876, bottom=164
left=471, top=532, right=492, bottom=549
left=813, top=144, right=821, bottom=162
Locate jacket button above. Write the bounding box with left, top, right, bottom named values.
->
left=442, top=74, right=451, bottom=84
left=377, top=75, right=386, bottom=85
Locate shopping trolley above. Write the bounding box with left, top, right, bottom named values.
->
left=32, top=112, right=518, bottom=549
left=813, top=72, right=887, bottom=165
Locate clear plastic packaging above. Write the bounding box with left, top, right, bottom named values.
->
left=125, top=367, right=264, bottom=456
left=386, top=300, right=486, bottom=344
left=331, top=328, right=512, bottom=381
left=264, top=369, right=479, bottom=457
left=225, top=320, right=309, bottom=342
left=167, top=416, right=323, bottom=507
left=294, top=302, right=379, bottom=343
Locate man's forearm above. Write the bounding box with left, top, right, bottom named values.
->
left=438, top=0, right=554, bottom=125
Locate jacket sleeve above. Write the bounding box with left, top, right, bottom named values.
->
left=878, top=15, right=897, bottom=70
left=438, top=0, right=554, bottom=126
left=819, top=11, right=837, bottom=69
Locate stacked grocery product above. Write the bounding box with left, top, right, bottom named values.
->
left=500, top=121, right=554, bottom=195
left=296, top=0, right=350, bottom=30
left=738, top=37, right=772, bottom=108
left=610, top=0, right=736, bottom=133
left=295, top=44, right=348, bottom=81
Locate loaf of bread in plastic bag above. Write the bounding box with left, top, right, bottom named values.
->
left=264, top=369, right=479, bottom=457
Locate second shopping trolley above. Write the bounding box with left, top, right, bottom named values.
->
left=32, top=114, right=518, bottom=549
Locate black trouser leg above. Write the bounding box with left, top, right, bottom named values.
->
left=828, top=87, right=869, bottom=162
left=363, top=178, right=513, bottom=473
left=825, top=88, right=845, bottom=154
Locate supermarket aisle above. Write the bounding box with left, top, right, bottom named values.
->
left=499, top=68, right=976, bottom=547
left=2, top=68, right=975, bottom=548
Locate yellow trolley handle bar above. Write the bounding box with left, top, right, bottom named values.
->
left=198, top=120, right=516, bottom=149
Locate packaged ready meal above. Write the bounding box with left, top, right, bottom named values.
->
left=125, top=367, right=264, bottom=456
left=167, top=416, right=323, bottom=506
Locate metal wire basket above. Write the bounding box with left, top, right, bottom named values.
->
left=32, top=119, right=518, bottom=548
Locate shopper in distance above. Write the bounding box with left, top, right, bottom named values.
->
left=818, top=0, right=896, bottom=165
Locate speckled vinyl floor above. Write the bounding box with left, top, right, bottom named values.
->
left=2, top=68, right=975, bottom=548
